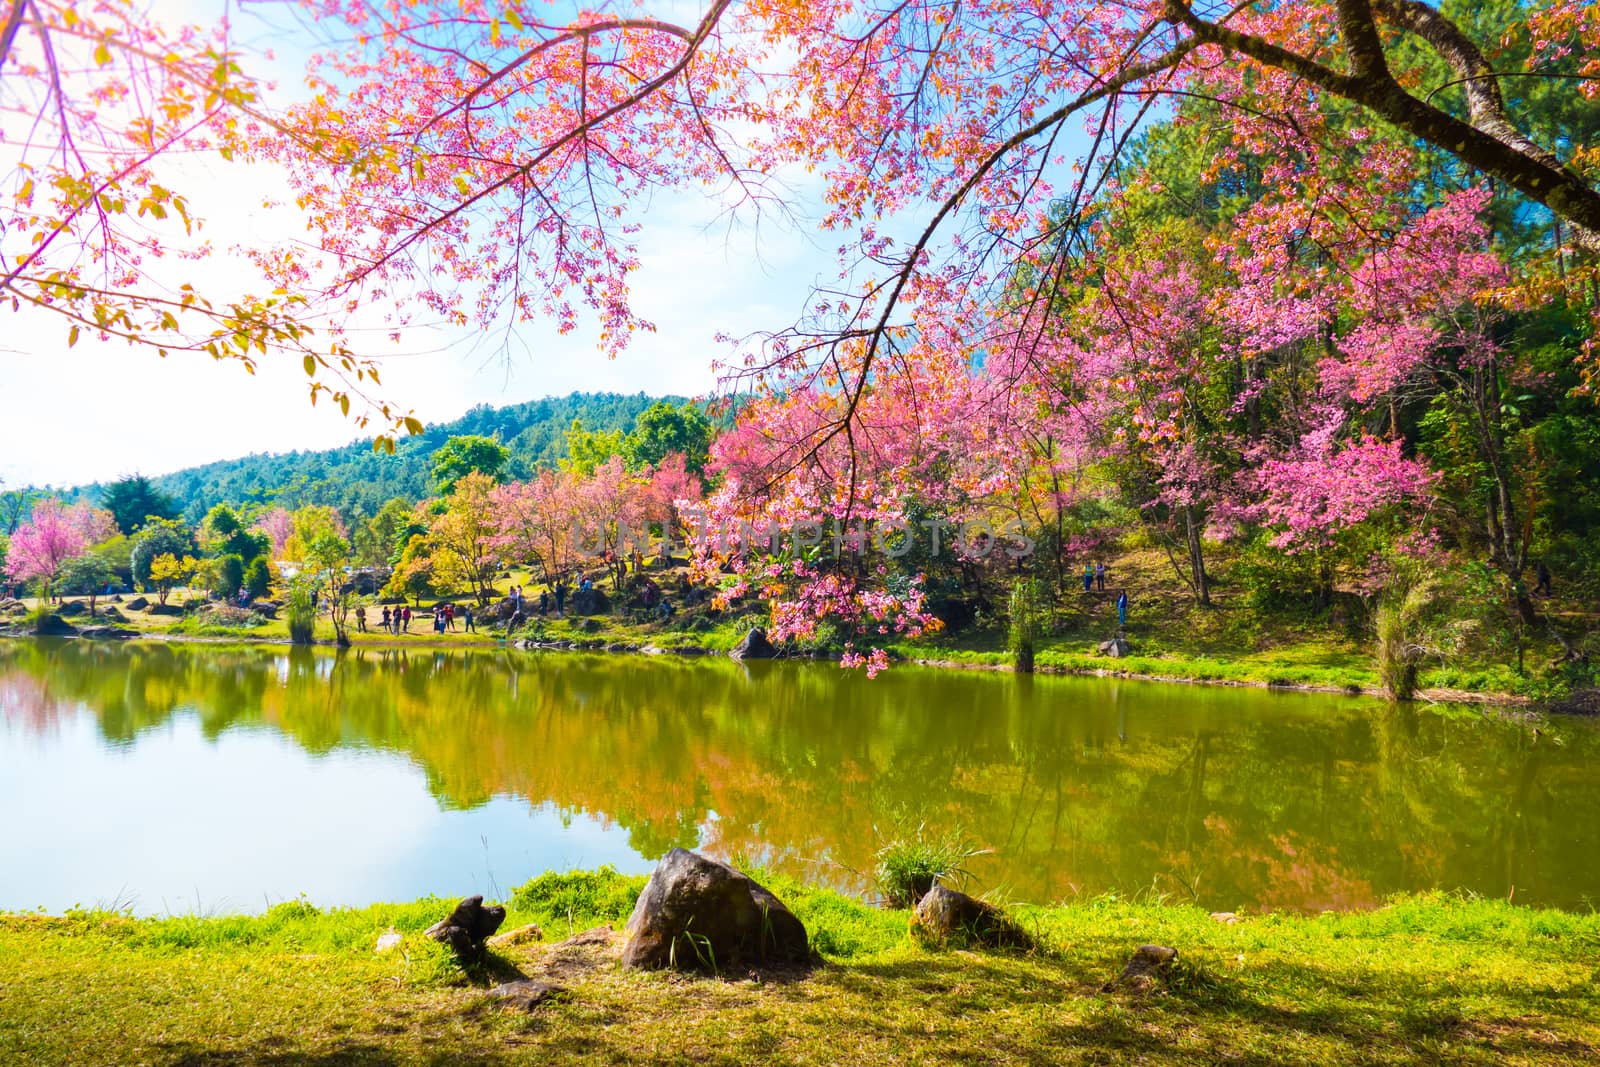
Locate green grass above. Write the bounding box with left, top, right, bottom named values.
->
left=3, top=870, right=1598, bottom=1064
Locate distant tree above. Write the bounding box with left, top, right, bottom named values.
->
left=282, top=506, right=347, bottom=562
left=58, top=554, right=117, bottom=615
left=130, top=519, right=195, bottom=591
left=0, top=482, right=35, bottom=536
left=623, top=402, right=712, bottom=475
left=101, top=475, right=179, bottom=535
left=255, top=507, right=295, bottom=559
left=561, top=420, right=625, bottom=477
left=420, top=472, right=500, bottom=604
left=430, top=435, right=510, bottom=493
left=354, top=497, right=422, bottom=569
left=201, top=504, right=270, bottom=564
left=385, top=534, right=439, bottom=605
left=305, top=531, right=355, bottom=646
left=147, top=553, right=196, bottom=606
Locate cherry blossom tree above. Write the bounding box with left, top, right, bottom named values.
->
left=2, top=499, right=95, bottom=599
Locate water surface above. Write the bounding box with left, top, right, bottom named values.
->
left=2, top=640, right=1595, bottom=914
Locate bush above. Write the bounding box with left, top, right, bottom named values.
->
left=210, top=554, right=245, bottom=599
left=243, top=558, right=272, bottom=599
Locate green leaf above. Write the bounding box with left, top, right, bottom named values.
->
left=303, top=355, right=317, bottom=377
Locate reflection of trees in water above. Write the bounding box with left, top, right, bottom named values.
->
left=1, top=641, right=1596, bottom=910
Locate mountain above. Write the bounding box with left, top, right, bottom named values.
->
left=68, top=392, right=681, bottom=520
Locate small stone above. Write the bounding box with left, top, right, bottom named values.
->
left=486, top=923, right=544, bottom=948
left=1210, top=912, right=1239, bottom=925
left=375, top=929, right=403, bottom=953
left=488, top=979, right=565, bottom=1012
left=1105, top=944, right=1178, bottom=992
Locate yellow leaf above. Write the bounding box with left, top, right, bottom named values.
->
left=93, top=42, right=111, bottom=66
left=403, top=416, right=423, bottom=435
left=303, top=355, right=316, bottom=376
left=68, top=324, right=80, bottom=347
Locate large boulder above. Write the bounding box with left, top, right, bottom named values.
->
left=729, top=628, right=778, bottom=660
left=55, top=600, right=87, bottom=616
left=124, top=596, right=150, bottom=611
left=32, top=613, right=77, bottom=638
left=424, top=895, right=507, bottom=961
left=911, top=885, right=1032, bottom=949
left=621, top=848, right=808, bottom=972
left=146, top=602, right=183, bottom=617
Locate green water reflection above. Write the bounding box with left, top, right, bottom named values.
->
left=3, top=640, right=1595, bottom=912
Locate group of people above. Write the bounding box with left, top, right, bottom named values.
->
left=1082, top=561, right=1111, bottom=591
left=358, top=602, right=475, bottom=636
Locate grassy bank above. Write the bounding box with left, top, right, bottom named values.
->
left=2, top=869, right=1597, bottom=1065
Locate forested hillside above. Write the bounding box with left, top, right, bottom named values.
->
left=69, top=393, right=679, bottom=520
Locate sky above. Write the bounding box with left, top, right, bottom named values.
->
left=0, top=0, right=837, bottom=490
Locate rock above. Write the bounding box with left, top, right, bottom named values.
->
left=1209, top=912, right=1239, bottom=925
left=99, top=607, right=126, bottom=623
left=55, top=600, right=87, bottom=616
left=487, top=979, right=565, bottom=1012
left=77, top=626, right=132, bottom=640
left=125, top=596, right=150, bottom=611
left=146, top=602, right=183, bottom=617
left=729, top=628, right=778, bottom=660
left=375, top=929, right=403, bottom=953
left=621, top=848, right=808, bottom=972
left=110, top=594, right=123, bottom=602
left=252, top=602, right=278, bottom=619
left=486, top=923, right=544, bottom=949
left=1097, top=636, right=1132, bottom=658
left=424, top=895, right=507, bottom=960
left=32, top=613, right=77, bottom=637
left=1105, top=944, right=1179, bottom=993
left=910, top=886, right=1031, bottom=949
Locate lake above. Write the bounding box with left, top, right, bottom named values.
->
left=2, top=640, right=1595, bottom=915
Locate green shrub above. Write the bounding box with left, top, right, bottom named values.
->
left=243, top=558, right=272, bottom=599
left=874, top=826, right=989, bottom=908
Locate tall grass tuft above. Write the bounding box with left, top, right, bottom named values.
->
left=1007, top=578, right=1041, bottom=674
left=874, top=825, right=990, bottom=908
left=1375, top=578, right=1439, bottom=701
left=286, top=581, right=316, bottom=645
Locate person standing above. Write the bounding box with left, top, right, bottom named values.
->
left=1083, top=563, right=1094, bottom=592
left=554, top=581, right=567, bottom=617
left=356, top=606, right=367, bottom=634
left=463, top=605, right=475, bottom=633
left=1095, top=561, right=1107, bottom=591
left=401, top=605, right=411, bottom=633
left=381, top=606, right=391, bottom=633
left=1116, top=589, right=1129, bottom=629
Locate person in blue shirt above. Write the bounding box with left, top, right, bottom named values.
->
left=1116, top=589, right=1129, bottom=628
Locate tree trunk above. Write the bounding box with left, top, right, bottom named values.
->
left=1184, top=505, right=1210, bottom=607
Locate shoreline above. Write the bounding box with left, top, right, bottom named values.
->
left=0, top=623, right=1546, bottom=709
